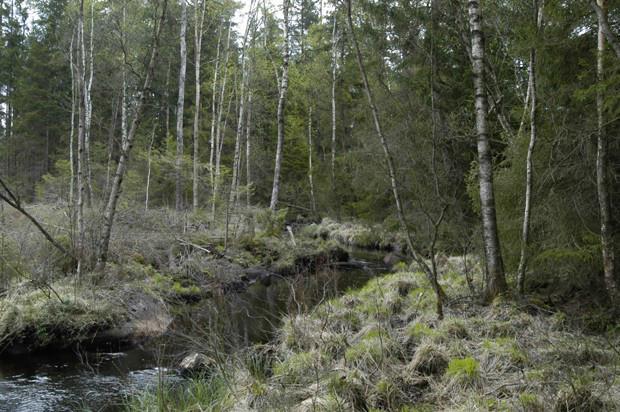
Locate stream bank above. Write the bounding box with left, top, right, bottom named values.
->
left=0, top=241, right=388, bottom=411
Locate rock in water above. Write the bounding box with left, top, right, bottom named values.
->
left=383, top=252, right=403, bottom=268
left=179, top=352, right=216, bottom=377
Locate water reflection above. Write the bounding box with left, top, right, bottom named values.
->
left=0, top=250, right=387, bottom=412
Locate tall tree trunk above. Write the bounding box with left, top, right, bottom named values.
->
left=105, top=94, right=119, bottom=195
left=69, top=30, right=76, bottom=204
left=83, top=0, right=94, bottom=207
left=230, top=1, right=256, bottom=207
left=192, top=0, right=206, bottom=210
left=76, top=0, right=87, bottom=276
left=175, top=0, right=188, bottom=212
left=209, top=22, right=223, bottom=204
left=591, top=0, right=620, bottom=59
left=165, top=60, right=171, bottom=139
left=517, top=0, right=544, bottom=295
left=96, top=0, right=168, bottom=270
left=595, top=0, right=617, bottom=300
left=467, top=0, right=507, bottom=300
left=212, top=22, right=232, bottom=221
left=269, top=0, right=290, bottom=211
left=307, top=107, right=316, bottom=213
left=346, top=0, right=445, bottom=319
left=330, top=14, right=338, bottom=185
left=145, top=122, right=157, bottom=212
left=246, top=91, right=253, bottom=208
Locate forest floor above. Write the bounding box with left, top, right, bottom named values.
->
left=0, top=206, right=350, bottom=355
left=1, top=206, right=618, bottom=411
left=126, top=221, right=620, bottom=412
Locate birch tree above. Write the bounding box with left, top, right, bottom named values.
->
left=175, top=0, right=188, bottom=211
left=145, top=122, right=157, bottom=212
left=307, top=106, right=316, bottom=213
left=346, top=0, right=446, bottom=319
left=330, top=14, right=338, bottom=185
left=69, top=30, right=76, bottom=204
left=192, top=0, right=206, bottom=210
left=517, top=0, right=544, bottom=295
left=591, top=0, right=620, bottom=59
left=76, top=0, right=87, bottom=276
left=211, top=21, right=232, bottom=221
left=83, top=0, right=94, bottom=207
left=209, top=22, right=223, bottom=206
left=269, top=0, right=290, bottom=211
left=96, top=0, right=168, bottom=270
left=467, top=0, right=507, bottom=299
left=245, top=91, right=253, bottom=208
left=594, top=0, right=617, bottom=299
left=230, top=0, right=257, bottom=207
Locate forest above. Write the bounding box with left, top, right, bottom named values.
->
left=0, top=0, right=619, bottom=411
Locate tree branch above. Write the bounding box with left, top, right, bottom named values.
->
left=0, top=177, right=73, bottom=260
left=591, top=0, right=620, bottom=59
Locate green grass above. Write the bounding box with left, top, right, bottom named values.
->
left=125, top=251, right=620, bottom=411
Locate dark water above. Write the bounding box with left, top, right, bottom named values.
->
left=0, top=347, right=180, bottom=411
left=0, top=250, right=387, bottom=412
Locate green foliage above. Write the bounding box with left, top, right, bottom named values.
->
left=256, top=208, right=288, bottom=238
left=125, top=374, right=233, bottom=412
left=273, top=350, right=324, bottom=384
left=446, top=357, right=480, bottom=382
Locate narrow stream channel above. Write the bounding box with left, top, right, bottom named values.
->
left=0, top=250, right=388, bottom=412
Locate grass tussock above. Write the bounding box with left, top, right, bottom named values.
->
left=0, top=282, right=126, bottom=352
left=303, top=218, right=404, bottom=250
left=141, top=266, right=620, bottom=411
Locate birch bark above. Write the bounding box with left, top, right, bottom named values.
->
left=175, top=0, right=188, bottom=211
left=467, top=0, right=507, bottom=299
left=269, top=0, right=290, bottom=211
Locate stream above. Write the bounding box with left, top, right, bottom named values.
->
left=0, top=250, right=387, bottom=412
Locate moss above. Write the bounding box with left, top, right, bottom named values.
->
left=0, top=287, right=125, bottom=352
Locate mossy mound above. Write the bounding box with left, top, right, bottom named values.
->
left=0, top=278, right=171, bottom=355
left=213, top=270, right=620, bottom=411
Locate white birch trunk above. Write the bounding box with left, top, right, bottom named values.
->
left=307, top=107, right=316, bottom=213
left=145, top=122, right=156, bottom=212
left=69, top=31, right=76, bottom=204
left=330, top=15, right=338, bottom=185
left=76, top=0, right=86, bottom=276
left=230, top=1, right=256, bottom=207
left=269, top=0, right=290, bottom=211
left=83, top=0, right=94, bottom=207
left=211, top=22, right=232, bottom=221
left=175, top=0, right=188, bottom=211
left=192, top=0, right=206, bottom=210
left=517, top=0, right=544, bottom=294
left=468, top=0, right=507, bottom=299
left=245, top=91, right=253, bottom=208
left=346, top=0, right=445, bottom=318
left=96, top=0, right=168, bottom=270
left=209, top=23, right=223, bottom=201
